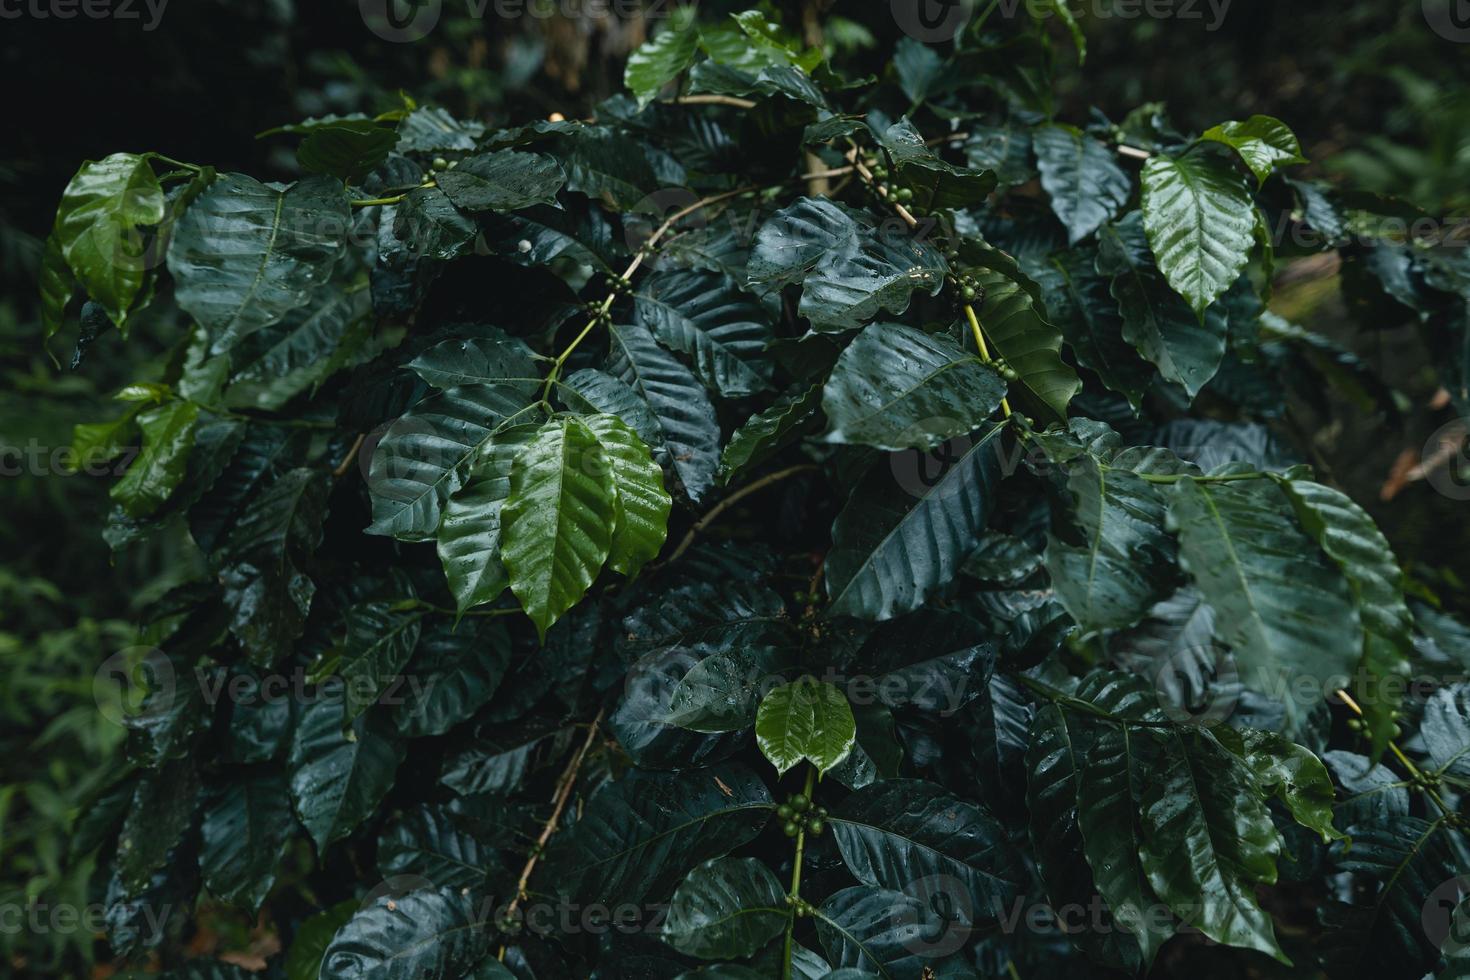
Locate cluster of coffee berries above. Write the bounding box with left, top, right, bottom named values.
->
left=778, top=793, right=827, bottom=837
left=428, top=156, right=458, bottom=173
left=786, top=895, right=816, bottom=918
left=866, top=163, right=915, bottom=205
left=953, top=271, right=984, bottom=303
left=1345, top=708, right=1402, bottom=740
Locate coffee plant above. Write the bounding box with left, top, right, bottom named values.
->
left=41, top=7, right=1470, bottom=979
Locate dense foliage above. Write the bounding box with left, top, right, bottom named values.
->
left=36, top=6, right=1470, bottom=979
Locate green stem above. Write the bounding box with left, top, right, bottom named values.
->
left=350, top=179, right=437, bottom=207
left=151, top=154, right=204, bottom=173
left=1137, top=470, right=1266, bottom=485
left=964, top=302, right=1012, bottom=419
left=540, top=293, right=616, bottom=401
left=782, top=765, right=817, bottom=980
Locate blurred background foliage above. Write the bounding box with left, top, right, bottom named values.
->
left=1, top=0, right=1467, bottom=973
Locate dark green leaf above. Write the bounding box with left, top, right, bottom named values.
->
left=584, top=413, right=671, bottom=578
left=544, top=764, right=772, bottom=906
left=338, top=602, right=425, bottom=721
left=168, top=173, right=349, bottom=353
left=366, top=383, right=532, bottom=541
left=1140, top=152, right=1255, bottom=317
left=288, top=681, right=405, bottom=852
left=111, top=400, right=199, bottom=518
left=394, top=186, right=477, bottom=260
left=435, top=150, right=566, bottom=212
left=625, top=14, right=700, bottom=106
left=821, top=322, right=1006, bottom=451
left=436, top=425, right=537, bottom=613
left=607, top=321, right=722, bottom=504
left=747, top=198, right=947, bottom=332
left=319, top=887, right=488, bottom=980
left=1199, top=115, right=1306, bottom=186
left=219, top=467, right=331, bottom=665
left=410, top=331, right=540, bottom=394
left=1167, top=475, right=1361, bottom=726
left=1097, top=211, right=1229, bottom=396
left=719, top=385, right=822, bottom=483
left=1139, top=729, right=1286, bottom=962
left=1274, top=477, right=1413, bottom=761
left=661, top=856, right=789, bottom=959
left=200, top=770, right=295, bottom=912
left=826, top=427, right=1004, bottom=620
left=378, top=804, right=499, bottom=890
left=830, top=779, right=1023, bottom=922
left=1033, top=124, right=1130, bottom=245
left=635, top=270, right=774, bottom=397
left=52, top=152, right=166, bottom=325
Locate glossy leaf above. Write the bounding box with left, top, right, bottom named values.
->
left=110, top=400, right=199, bottom=518
left=52, top=152, right=165, bottom=326
left=501, top=416, right=617, bottom=639
left=338, top=602, right=425, bottom=721
left=719, top=385, right=822, bottom=483
left=288, top=681, right=405, bottom=852
left=410, top=331, right=539, bottom=394
left=1046, top=453, right=1178, bottom=633
left=218, top=467, right=331, bottom=665
left=378, top=804, right=499, bottom=890
left=435, top=425, right=537, bottom=613
left=1138, top=729, right=1286, bottom=963
left=319, top=887, right=488, bottom=980
left=826, top=427, right=1003, bottom=620
left=626, top=14, right=700, bottom=106
left=607, top=321, right=722, bottom=504
left=1167, top=475, right=1361, bottom=726
left=1274, top=477, right=1412, bottom=761
left=747, top=198, right=947, bottom=332
left=435, top=149, right=566, bottom=212
left=830, top=779, right=1023, bottom=922
left=1140, top=152, right=1256, bottom=317
left=635, top=269, right=774, bottom=398
left=960, top=245, right=1080, bottom=422
left=199, top=770, right=295, bottom=913
left=583, top=412, right=671, bottom=578
left=366, top=383, right=531, bottom=541
left=661, top=857, right=789, bottom=959
left=1097, top=211, right=1229, bottom=396
left=755, top=678, right=856, bottom=775
left=1033, top=124, right=1131, bottom=245
left=1199, top=115, right=1306, bottom=185
left=168, top=173, right=349, bottom=353
left=544, top=764, right=772, bottom=906
left=821, top=322, right=1006, bottom=451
